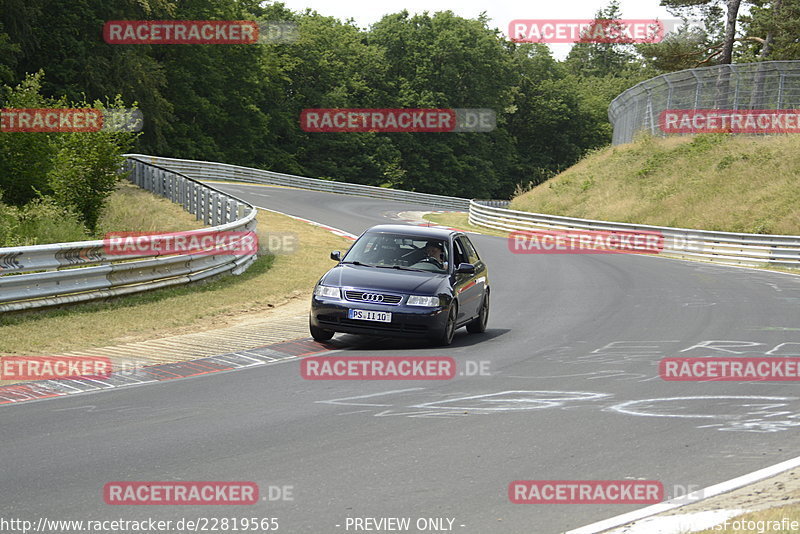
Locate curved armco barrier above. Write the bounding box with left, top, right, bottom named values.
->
left=609, top=60, right=800, bottom=144
left=3, top=153, right=796, bottom=314
left=126, top=154, right=472, bottom=211
left=0, top=157, right=257, bottom=313
left=470, top=200, right=800, bottom=269
left=128, top=155, right=800, bottom=269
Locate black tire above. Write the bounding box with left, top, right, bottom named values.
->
left=466, top=291, right=489, bottom=334
left=432, top=303, right=457, bottom=346
left=310, top=323, right=334, bottom=342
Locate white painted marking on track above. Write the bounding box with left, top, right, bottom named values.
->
left=374, top=409, right=466, bottom=418
left=316, top=388, right=425, bottom=407
left=566, top=455, right=800, bottom=534
left=609, top=395, right=796, bottom=419
left=253, top=205, right=357, bottom=239
left=412, top=390, right=612, bottom=412
left=230, top=353, right=266, bottom=364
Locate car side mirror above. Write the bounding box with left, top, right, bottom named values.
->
left=330, top=250, right=341, bottom=261
left=456, top=262, right=475, bottom=274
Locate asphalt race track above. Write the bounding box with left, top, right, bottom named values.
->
left=3, top=183, right=800, bottom=534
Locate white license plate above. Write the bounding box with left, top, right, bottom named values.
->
left=348, top=309, right=392, bottom=322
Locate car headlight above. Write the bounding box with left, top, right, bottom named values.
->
left=314, top=285, right=341, bottom=299
left=407, top=295, right=440, bottom=307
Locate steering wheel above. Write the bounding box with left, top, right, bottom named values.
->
left=418, top=256, right=443, bottom=269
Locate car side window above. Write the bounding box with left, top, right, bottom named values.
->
left=453, top=238, right=468, bottom=267
left=460, top=236, right=480, bottom=264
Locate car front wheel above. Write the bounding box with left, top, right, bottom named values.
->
left=310, top=322, right=334, bottom=342
left=432, top=303, right=457, bottom=346
left=466, top=291, right=489, bottom=334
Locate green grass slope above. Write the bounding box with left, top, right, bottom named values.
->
left=510, top=134, right=800, bottom=235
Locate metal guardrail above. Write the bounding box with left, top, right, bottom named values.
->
left=0, top=157, right=257, bottom=312
left=609, top=61, right=800, bottom=144
left=125, top=154, right=473, bottom=211
left=469, top=201, right=800, bottom=269
left=2, top=151, right=796, bottom=315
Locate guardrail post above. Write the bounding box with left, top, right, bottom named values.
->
left=150, top=166, right=157, bottom=193
left=190, top=183, right=198, bottom=218
left=211, top=192, right=219, bottom=226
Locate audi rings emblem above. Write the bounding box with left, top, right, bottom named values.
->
left=361, top=293, right=384, bottom=302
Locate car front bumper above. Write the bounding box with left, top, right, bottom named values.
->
left=310, top=296, right=448, bottom=338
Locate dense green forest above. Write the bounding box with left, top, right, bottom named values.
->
left=1, top=0, right=798, bottom=218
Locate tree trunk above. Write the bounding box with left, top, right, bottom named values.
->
left=720, top=0, right=742, bottom=64
left=750, top=0, right=782, bottom=108
left=759, top=0, right=782, bottom=60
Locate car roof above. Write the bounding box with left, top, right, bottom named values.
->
left=363, top=224, right=458, bottom=240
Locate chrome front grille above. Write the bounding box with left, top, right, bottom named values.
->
left=344, top=290, right=403, bottom=305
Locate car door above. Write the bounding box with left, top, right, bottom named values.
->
left=461, top=234, right=488, bottom=306
left=452, top=235, right=481, bottom=321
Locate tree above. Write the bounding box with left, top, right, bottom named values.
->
left=0, top=0, right=174, bottom=153
left=0, top=72, right=57, bottom=206
left=741, top=0, right=800, bottom=60
left=661, top=0, right=744, bottom=64
left=0, top=21, right=20, bottom=84
left=636, top=22, right=714, bottom=72
left=368, top=11, right=518, bottom=197
left=565, top=1, right=643, bottom=78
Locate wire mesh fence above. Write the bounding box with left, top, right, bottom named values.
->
left=609, top=61, right=800, bottom=144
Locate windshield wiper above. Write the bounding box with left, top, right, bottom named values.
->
left=374, top=265, right=426, bottom=272
left=341, top=261, right=374, bottom=267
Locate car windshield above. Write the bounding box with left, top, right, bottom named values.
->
left=342, top=233, right=449, bottom=273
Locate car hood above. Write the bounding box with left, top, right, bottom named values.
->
left=321, top=264, right=446, bottom=295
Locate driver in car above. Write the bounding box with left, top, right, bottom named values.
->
left=423, top=241, right=445, bottom=269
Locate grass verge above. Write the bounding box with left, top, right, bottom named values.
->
left=95, top=181, right=207, bottom=234
left=511, top=134, right=800, bottom=235
left=0, top=188, right=352, bottom=354
left=423, top=212, right=509, bottom=238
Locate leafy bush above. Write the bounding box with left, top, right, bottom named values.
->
left=0, top=72, right=56, bottom=207
left=1, top=73, right=138, bottom=239
left=0, top=196, right=88, bottom=247
left=47, top=98, right=135, bottom=232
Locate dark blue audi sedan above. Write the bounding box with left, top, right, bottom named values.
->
left=309, top=224, right=489, bottom=346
